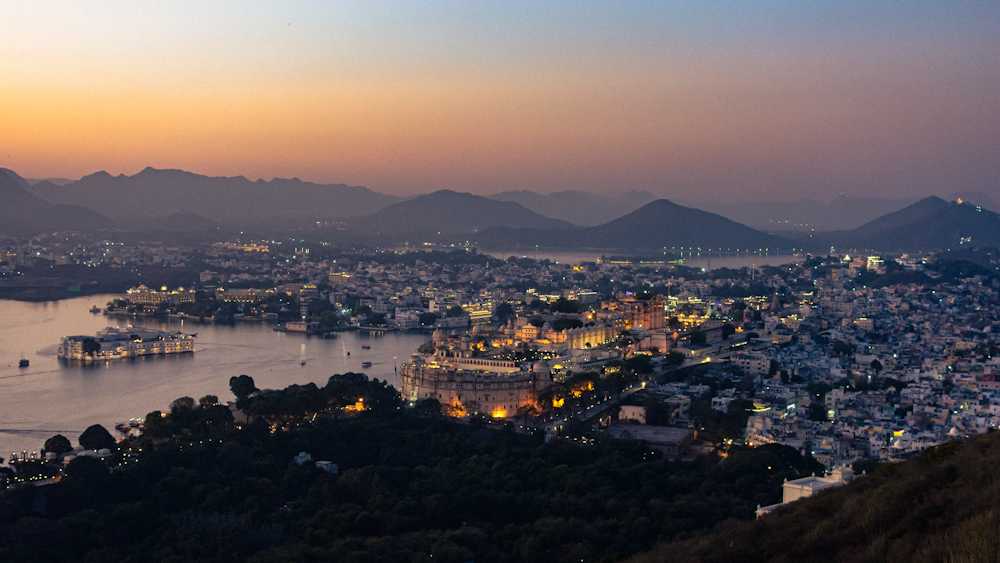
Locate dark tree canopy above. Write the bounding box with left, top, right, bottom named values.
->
left=665, top=351, right=686, bottom=366
left=63, top=454, right=111, bottom=487
left=552, top=317, right=584, bottom=332
left=81, top=338, right=101, bottom=356
left=550, top=296, right=581, bottom=313
left=0, top=371, right=825, bottom=563
left=170, top=396, right=196, bottom=412
left=43, top=434, right=73, bottom=456
left=79, top=424, right=115, bottom=452
left=229, top=374, right=258, bottom=402
left=625, top=354, right=653, bottom=374
left=494, top=302, right=514, bottom=322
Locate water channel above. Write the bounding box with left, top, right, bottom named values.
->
left=0, top=295, right=428, bottom=459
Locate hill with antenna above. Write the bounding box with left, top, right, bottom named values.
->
left=809, top=196, right=1000, bottom=252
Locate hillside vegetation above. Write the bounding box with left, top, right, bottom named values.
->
left=631, top=431, right=1000, bottom=563
left=0, top=374, right=820, bottom=563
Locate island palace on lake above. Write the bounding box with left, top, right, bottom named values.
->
left=58, top=325, right=195, bottom=362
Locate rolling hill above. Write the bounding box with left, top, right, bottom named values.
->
left=0, top=169, right=114, bottom=236
left=629, top=435, right=1000, bottom=563
left=346, top=189, right=576, bottom=236
left=474, top=199, right=790, bottom=251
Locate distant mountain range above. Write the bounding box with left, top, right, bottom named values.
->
left=26, top=167, right=402, bottom=228
left=474, top=196, right=1000, bottom=254
left=487, top=190, right=658, bottom=227
left=6, top=166, right=1000, bottom=253
left=0, top=169, right=114, bottom=236
left=473, top=199, right=789, bottom=252
left=25, top=177, right=75, bottom=186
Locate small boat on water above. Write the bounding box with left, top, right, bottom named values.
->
left=115, top=418, right=144, bottom=434
left=361, top=345, right=371, bottom=349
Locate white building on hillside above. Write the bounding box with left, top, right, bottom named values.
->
left=756, top=465, right=855, bottom=518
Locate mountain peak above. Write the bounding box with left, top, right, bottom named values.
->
left=80, top=170, right=113, bottom=181
left=0, top=168, right=30, bottom=189
left=918, top=195, right=949, bottom=205
left=135, top=166, right=191, bottom=178
left=356, top=189, right=575, bottom=234
left=822, top=194, right=1000, bottom=251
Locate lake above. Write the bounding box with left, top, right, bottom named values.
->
left=0, top=295, right=428, bottom=459
left=478, top=249, right=802, bottom=270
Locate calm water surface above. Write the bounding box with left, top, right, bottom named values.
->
left=479, top=249, right=801, bottom=270
left=0, top=295, right=428, bottom=459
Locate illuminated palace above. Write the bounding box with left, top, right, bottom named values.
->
left=400, top=317, right=624, bottom=418
left=58, top=325, right=195, bottom=362
left=125, top=284, right=196, bottom=306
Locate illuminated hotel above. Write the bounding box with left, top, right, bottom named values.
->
left=58, top=325, right=195, bottom=362
left=125, top=284, right=196, bottom=306
left=215, top=287, right=275, bottom=303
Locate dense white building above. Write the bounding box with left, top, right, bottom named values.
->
left=58, top=325, right=195, bottom=362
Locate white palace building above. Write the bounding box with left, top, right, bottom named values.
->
left=58, top=325, right=195, bottom=362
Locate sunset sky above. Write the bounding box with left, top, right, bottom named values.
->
left=3, top=1, right=999, bottom=202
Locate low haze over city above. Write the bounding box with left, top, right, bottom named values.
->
left=2, top=3, right=1000, bottom=562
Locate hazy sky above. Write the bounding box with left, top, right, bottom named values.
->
left=3, top=1, right=999, bottom=202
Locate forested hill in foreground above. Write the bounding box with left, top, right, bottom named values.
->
left=0, top=373, right=817, bottom=563
left=629, top=432, right=1000, bottom=563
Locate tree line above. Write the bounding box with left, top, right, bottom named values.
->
left=0, top=373, right=821, bottom=563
